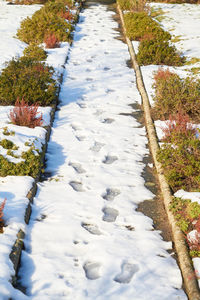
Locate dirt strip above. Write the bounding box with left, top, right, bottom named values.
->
left=117, top=4, right=200, bottom=300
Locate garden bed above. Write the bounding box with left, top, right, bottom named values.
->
left=0, top=0, right=81, bottom=297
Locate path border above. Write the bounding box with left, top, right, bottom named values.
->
left=117, top=4, right=200, bottom=300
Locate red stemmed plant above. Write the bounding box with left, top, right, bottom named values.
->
left=9, top=98, right=43, bottom=128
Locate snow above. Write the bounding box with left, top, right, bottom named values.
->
left=14, top=4, right=186, bottom=299
left=0, top=176, right=34, bottom=300
left=0, top=0, right=41, bottom=72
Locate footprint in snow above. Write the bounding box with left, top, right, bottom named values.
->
left=77, top=102, right=87, bottom=109
left=69, top=181, right=85, bottom=192
left=102, top=207, right=119, bottom=222
left=76, top=135, right=86, bottom=141
left=81, top=222, right=102, bottom=235
left=83, top=261, right=101, bottom=280
left=102, top=118, right=114, bottom=124
left=69, top=162, right=86, bottom=174
left=106, top=89, right=115, bottom=94
left=71, top=123, right=81, bottom=131
left=103, top=155, right=118, bottom=164
left=114, top=262, right=139, bottom=284
left=90, top=141, right=104, bottom=152
left=102, top=188, right=120, bottom=201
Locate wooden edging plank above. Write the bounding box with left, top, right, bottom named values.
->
left=117, top=4, right=200, bottom=300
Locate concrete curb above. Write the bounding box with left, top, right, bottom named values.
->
left=117, top=4, right=200, bottom=300
left=9, top=1, right=84, bottom=287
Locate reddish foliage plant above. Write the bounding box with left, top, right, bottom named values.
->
left=9, top=98, right=43, bottom=128
left=58, top=10, right=73, bottom=21
left=161, top=109, right=195, bottom=142
left=0, top=198, right=6, bottom=228
left=154, top=67, right=174, bottom=82
left=44, top=33, right=60, bottom=49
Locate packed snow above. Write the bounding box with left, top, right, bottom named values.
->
left=13, top=3, right=186, bottom=300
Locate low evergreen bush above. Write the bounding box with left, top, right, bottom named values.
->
left=124, top=12, right=171, bottom=41
left=0, top=147, right=42, bottom=177
left=137, top=38, right=184, bottom=66
left=117, top=0, right=149, bottom=12
left=157, top=111, right=200, bottom=191
left=152, top=68, right=200, bottom=120
left=0, top=57, right=57, bottom=106
left=17, top=1, right=73, bottom=44
left=23, top=44, right=47, bottom=61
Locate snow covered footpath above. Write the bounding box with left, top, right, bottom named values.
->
left=15, top=3, right=187, bottom=300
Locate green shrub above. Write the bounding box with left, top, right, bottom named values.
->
left=9, top=0, right=47, bottom=4
left=187, top=202, right=200, bottom=219
left=157, top=128, right=200, bottom=191
left=23, top=44, right=47, bottom=61
left=124, top=12, right=171, bottom=41
left=0, top=57, right=57, bottom=106
left=0, top=147, right=41, bottom=178
left=169, top=197, right=200, bottom=258
left=117, top=0, right=149, bottom=12
left=137, top=38, right=184, bottom=66
left=17, top=1, right=73, bottom=44
left=117, top=0, right=134, bottom=10
left=152, top=69, right=200, bottom=120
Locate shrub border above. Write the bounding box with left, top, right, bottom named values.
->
left=117, top=4, right=200, bottom=300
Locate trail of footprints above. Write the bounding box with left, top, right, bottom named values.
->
left=67, top=122, right=139, bottom=284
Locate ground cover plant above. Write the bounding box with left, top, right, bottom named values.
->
left=17, top=0, right=74, bottom=44
left=0, top=57, right=57, bottom=106
left=124, top=12, right=171, bottom=41
left=0, top=147, right=42, bottom=177
left=170, top=196, right=200, bottom=257
left=44, top=32, right=60, bottom=48
left=123, top=9, right=184, bottom=66
left=117, top=0, right=149, bottom=12
left=137, top=38, right=184, bottom=66
left=152, top=68, right=200, bottom=121
left=23, top=44, right=47, bottom=61
left=157, top=110, right=200, bottom=192
left=9, top=98, right=43, bottom=128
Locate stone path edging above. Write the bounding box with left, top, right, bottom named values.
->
left=117, top=4, right=200, bottom=300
